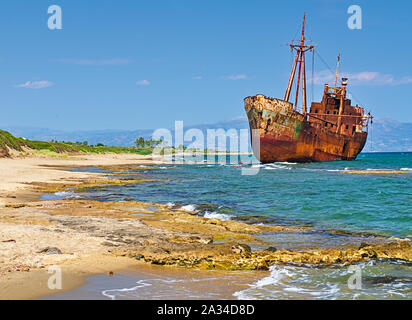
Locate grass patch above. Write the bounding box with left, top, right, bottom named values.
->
left=30, top=149, right=70, bottom=158
left=0, top=130, right=26, bottom=155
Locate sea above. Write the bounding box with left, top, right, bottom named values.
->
left=43, top=152, right=412, bottom=300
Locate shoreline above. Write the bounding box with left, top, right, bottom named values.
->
left=0, top=152, right=265, bottom=300
left=0, top=153, right=160, bottom=206
left=0, top=153, right=411, bottom=300
left=2, top=255, right=141, bottom=300
left=41, top=263, right=265, bottom=300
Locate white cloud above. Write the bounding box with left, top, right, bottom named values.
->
left=311, top=70, right=412, bottom=86
left=136, top=80, right=150, bottom=86
left=58, top=58, right=132, bottom=66
left=16, top=80, right=54, bottom=89
left=222, top=74, right=247, bottom=80
left=392, top=76, right=412, bottom=85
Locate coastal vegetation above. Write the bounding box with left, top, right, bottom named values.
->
left=134, top=137, right=163, bottom=148
left=0, top=130, right=240, bottom=158
left=0, top=130, right=154, bottom=157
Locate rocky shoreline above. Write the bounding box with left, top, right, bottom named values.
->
left=0, top=158, right=411, bottom=299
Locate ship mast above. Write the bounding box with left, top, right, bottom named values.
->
left=284, top=14, right=314, bottom=117
left=334, top=53, right=340, bottom=89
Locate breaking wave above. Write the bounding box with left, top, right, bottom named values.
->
left=41, top=190, right=81, bottom=200
left=233, top=260, right=412, bottom=300
left=102, top=279, right=153, bottom=300
left=203, top=211, right=233, bottom=221
left=251, top=163, right=293, bottom=170
left=180, top=204, right=198, bottom=212
left=55, top=191, right=80, bottom=199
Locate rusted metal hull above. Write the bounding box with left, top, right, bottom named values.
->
left=245, top=95, right=367, bottom=163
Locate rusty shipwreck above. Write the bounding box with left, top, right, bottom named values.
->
left=244, top=15, right=372, bottom=163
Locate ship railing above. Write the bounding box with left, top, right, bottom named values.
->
left=326, top=87, right=345, bottom=97
left=307, top=113, right=336, bottom=124
left=308, top=113, right=365, bottom=121
left=307, top=113, right=370, bottom=129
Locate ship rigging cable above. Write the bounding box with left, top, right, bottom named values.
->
left=311, top=48, right=315, bottom=103
left=370, top=120, right=374, bottom=152
left=314, top=50, right=368, bottom=111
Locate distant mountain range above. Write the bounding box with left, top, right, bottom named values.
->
left=362, top=118, right=412, bottom=153
left=3, top=117, right=411, bottom=153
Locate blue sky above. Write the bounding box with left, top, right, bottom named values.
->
left=0, top=0, right=411, bottom=130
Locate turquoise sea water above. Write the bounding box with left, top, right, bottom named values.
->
left=65, top=152, right=412, bottom=238
left=44, top=152, right=412, bottom=300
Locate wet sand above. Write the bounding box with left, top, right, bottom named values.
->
left=42, top=264, right=264, bottom=300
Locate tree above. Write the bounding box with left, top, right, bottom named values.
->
left=135, top=137, right=163, bottom=148
left=135, top=137, right=145, bottom=148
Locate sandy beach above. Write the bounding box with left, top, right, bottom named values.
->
left=0, top=153, right=161, bottom=299
left=0, top=153, right=158, bottom=204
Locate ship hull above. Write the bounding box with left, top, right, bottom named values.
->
left=245, top=95, right=367, bottom=163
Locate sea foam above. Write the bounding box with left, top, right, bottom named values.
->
left=54, top=191, right=80, bottom=199
left=180, top=204, right=197, bottom=212
left=203, top=211, right=233, bottom=221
